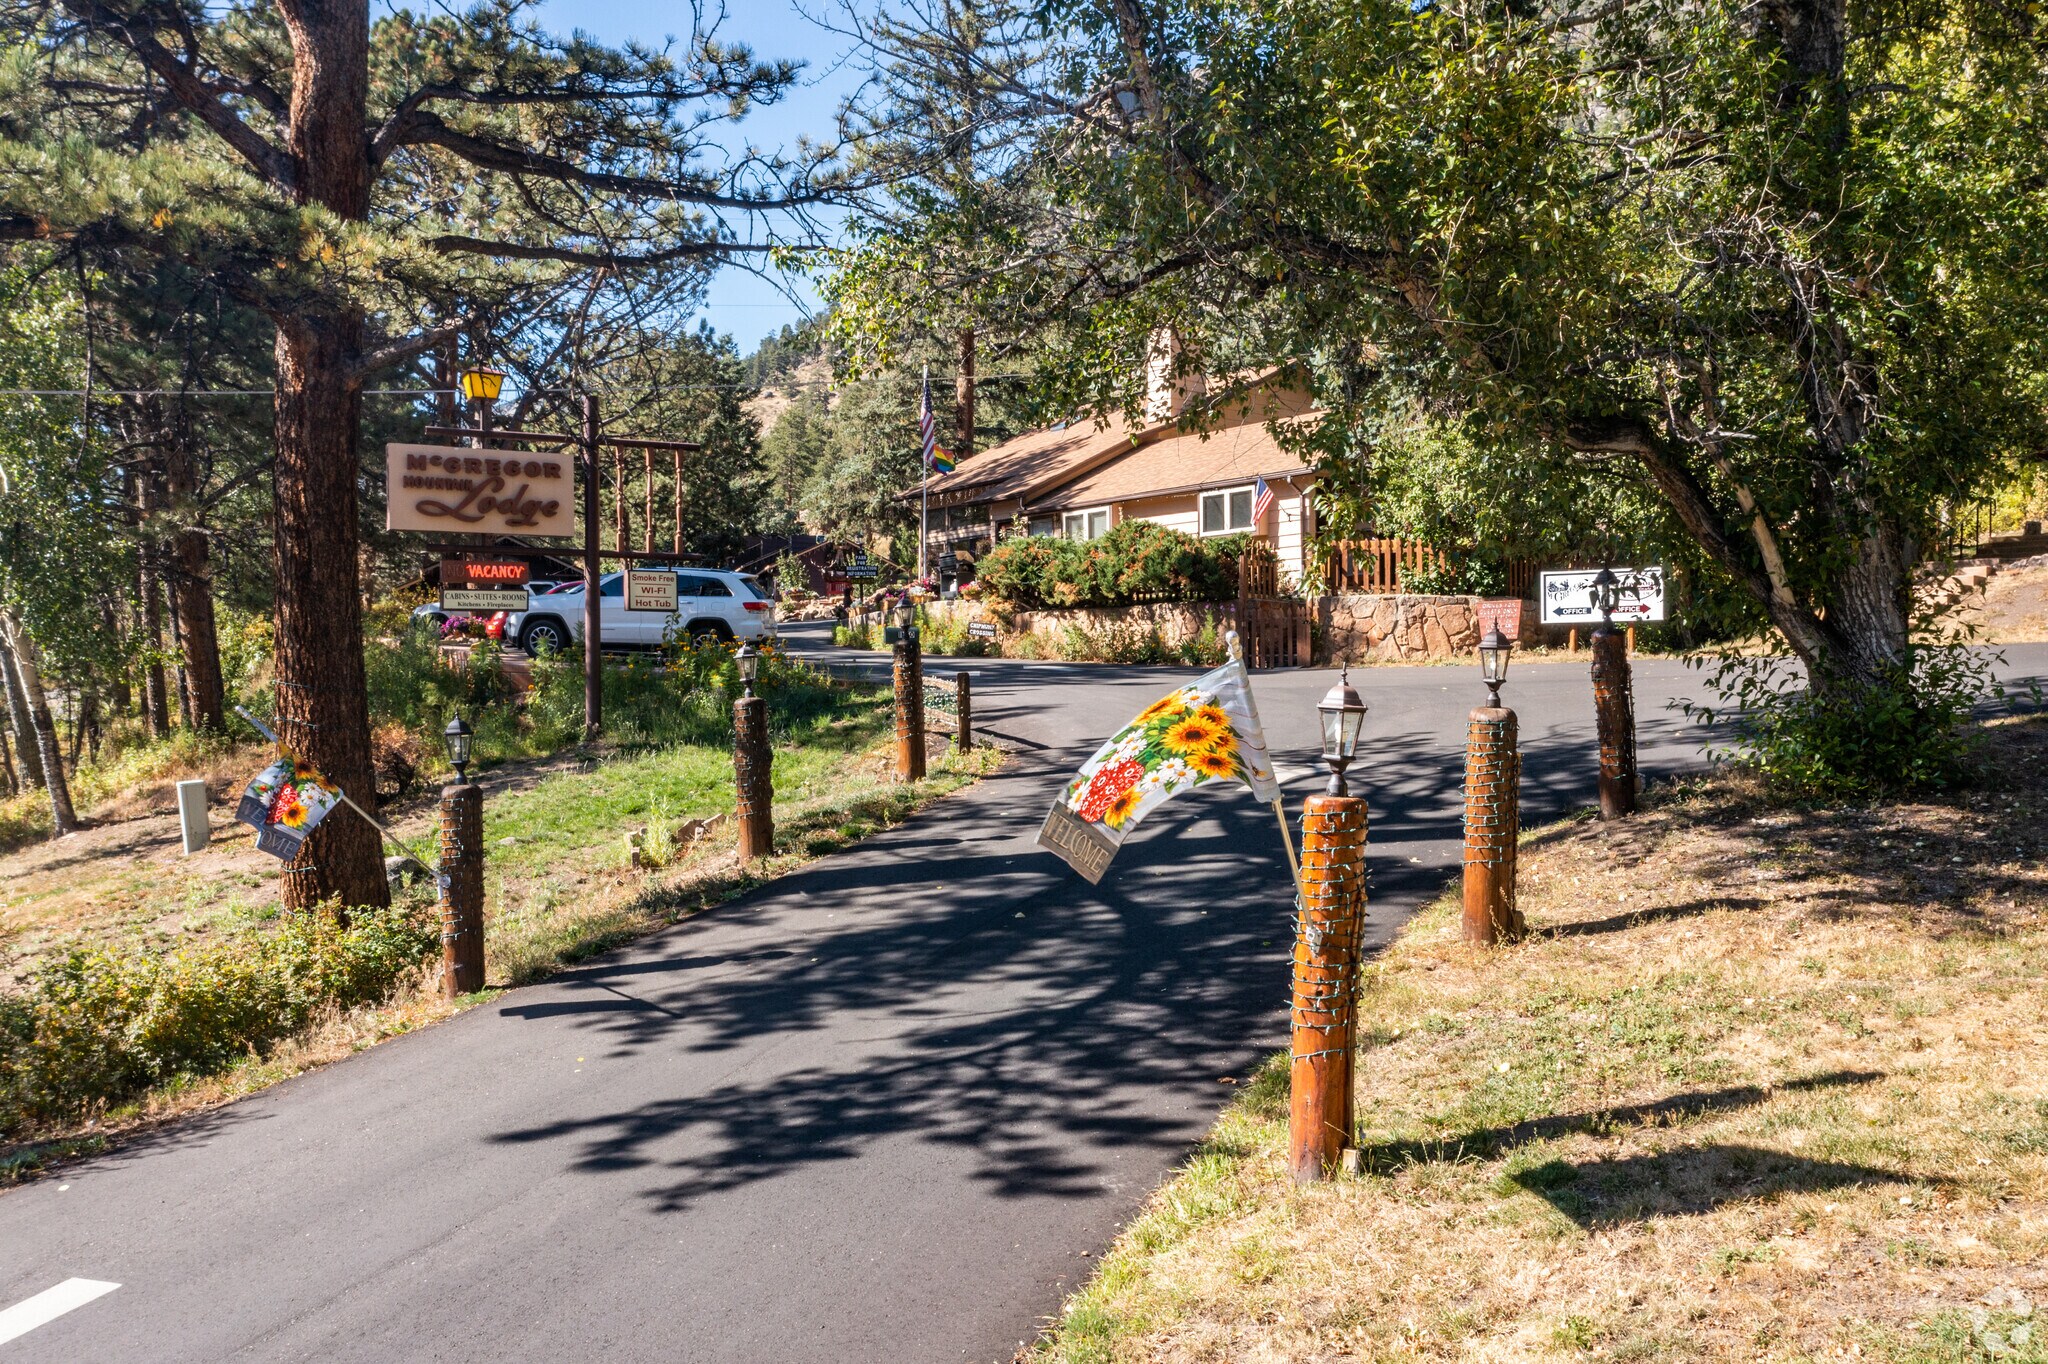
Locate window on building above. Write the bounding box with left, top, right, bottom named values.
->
left=1200, top=487, right=1256, bottom=534
left=1062, top=508, right=1111, bottom=541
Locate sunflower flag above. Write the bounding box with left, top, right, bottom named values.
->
left=235, top=752, right=344, bottom=861
left=1036, top=659, right=1281, bottom=884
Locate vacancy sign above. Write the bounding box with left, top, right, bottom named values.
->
left=386, top=444, right=575, bottom=538
left=625, top=570, right=680, bottom=613
left=1539, top=568, right=1668, bottom=625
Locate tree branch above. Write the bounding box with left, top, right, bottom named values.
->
left=425, top=235, right=785, bottom=267
left=380, top=111, right=836, bottom=210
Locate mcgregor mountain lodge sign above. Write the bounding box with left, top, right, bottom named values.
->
left=384, top=443, right=575, bottom=538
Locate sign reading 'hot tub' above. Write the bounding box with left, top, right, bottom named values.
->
left=384, top=443, right=575, bottom=538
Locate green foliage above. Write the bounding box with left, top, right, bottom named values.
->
left=1683, top=645, right=2031, bottom=798
left=976, top=524, right=1250, bottom=608
left=0, top=901, right=438, bottom=1134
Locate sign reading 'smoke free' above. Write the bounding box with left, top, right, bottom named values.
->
left=385, top=443, right=574, bottom=538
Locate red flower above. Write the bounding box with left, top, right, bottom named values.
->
left=1076, top=758, right=1145, bottom=823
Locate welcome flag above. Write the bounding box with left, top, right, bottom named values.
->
left=1037, top=659, right=1281, bottom=883
left=235, top=752, right=344, bottom=861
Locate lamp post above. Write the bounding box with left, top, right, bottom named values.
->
left=458, top=365, right=505, bottom=446
left=1292, top=668, right=1371, bottom=1183
left=893, top=600, right=925, bottom=782
left=732, top=644, right=773, bottom=861
left=437, top=712, right=485, bottom=998
left=1463, top=627, right=1525, bottom=944
left=1588, top=568, right=1638, bottom=819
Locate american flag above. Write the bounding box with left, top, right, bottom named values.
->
left=919, top=372, right=939, bottom=470
left=1252, top=475, right=1274, bottom=523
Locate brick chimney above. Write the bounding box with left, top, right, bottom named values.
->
left=1143, top=328, right=1206, bottom=425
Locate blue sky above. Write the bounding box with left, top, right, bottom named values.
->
left=537, top=0, right=866, bottom=351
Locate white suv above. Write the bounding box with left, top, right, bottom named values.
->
left=507, top=570, right=776, bottom=655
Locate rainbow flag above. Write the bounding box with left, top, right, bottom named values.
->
left=930, top=446, right=956, bottom=474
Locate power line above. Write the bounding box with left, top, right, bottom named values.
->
left=0, top=375, right=1041, bottom=398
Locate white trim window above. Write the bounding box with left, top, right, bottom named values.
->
left=1200, top=486, right=1257, bottom=535
left=1062, top=507, right=1111, bottom=541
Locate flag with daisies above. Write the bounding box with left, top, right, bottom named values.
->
left=1039, top=660, right=1281, bottom=880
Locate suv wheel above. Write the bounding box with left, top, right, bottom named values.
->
left=520, top=618, right=570, bottom=655
left=687, top=619, right=733, bottom=642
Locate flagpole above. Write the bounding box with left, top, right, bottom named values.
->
left=919, top=363, right=930, bottom=585
left=1225, top=632, right=1305, bottom=900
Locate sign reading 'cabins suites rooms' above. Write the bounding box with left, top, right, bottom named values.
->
left=385, top=443, right=575, bottom=538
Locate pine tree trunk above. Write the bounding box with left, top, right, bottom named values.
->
left=0, top=726, right=16, bottom=798
left=133, top=462, right=172, bottom=736
left=269, top=0, right=385, bottom=912
left=0, top=629, right=44, bottom=789
left=169, top=524, right=226, bottom=731
left=1, top=612, right=78, bottom=833
left=272, top=316, right=386, bottom=912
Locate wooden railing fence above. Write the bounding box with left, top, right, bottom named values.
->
left=1324, top=537, right=1450, bottom=592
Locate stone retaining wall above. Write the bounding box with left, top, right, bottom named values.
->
left=1317, top=595, right=1537, bottom=664
left=910, top=594, right=1538, bottom=663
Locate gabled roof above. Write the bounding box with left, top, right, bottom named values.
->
left=1030, top=414, right=1317, bottom=514
left=915, top=409, right=1145, bottom=510
left=909, top=367, right=1315, bottom=511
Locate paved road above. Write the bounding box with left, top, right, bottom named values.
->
left=4, top=636, right=2043, bottom=1361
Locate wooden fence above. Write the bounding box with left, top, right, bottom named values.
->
left=1324, top=537, right=1450, bottom=593
left=1323, top=538, right=1538, bottom=600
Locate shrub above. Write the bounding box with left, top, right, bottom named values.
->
left=1684, top=643, right=2033, bottom=797
left=976, top=523, right=1256, bottom=609
left=0, top=901, right=438, bottom=1135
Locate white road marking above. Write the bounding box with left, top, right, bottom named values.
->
left=0, top=1278, right=120, bottom=1346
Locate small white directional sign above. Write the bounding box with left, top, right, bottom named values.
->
left=1539, top=567, right=1668, bottom=625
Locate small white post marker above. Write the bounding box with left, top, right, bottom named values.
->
left=176, top=778, right=210, bottom=854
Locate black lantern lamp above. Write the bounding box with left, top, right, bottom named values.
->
left=1590, top=566, right=1621, bottom=629
left=734, top=642, right=759, bottom=698
left=893, top=600, right=917, bottom=640
left=444, top=712, right=474, bottom=782
left=458, top=366, right=506, bottom=404
left=1478, top=625, right=1512, bottom=707
left=1316, top=667, right=1369, bottom=797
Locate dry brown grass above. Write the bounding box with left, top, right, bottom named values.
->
left=1034, top=717, right=2048, bottom=1364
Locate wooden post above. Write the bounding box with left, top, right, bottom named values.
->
left=1291, top=793, right=1368, bottom=1183
left=734, top=693, right=773, bottom=860
left=613, top=446, right=627, bottom=554
left=672, top=449, right=683, bottom=554
left=438, top=781, right=486, bottom=998
left=953, top=670, right=973, bottom=752
left=1461, top=706, right=1524, bottom=943
left=1567, top=626, right=1579, bottom=655
left=580, top=396, right=603, bottom=741
left=894, top=626, right=926, bottom=782
left=642, top=448, right=653, bottom=554
left=1591, top=623, right=1638, bottom=819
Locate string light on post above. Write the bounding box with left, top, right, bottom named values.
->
left=733, top=645, right=772, bottom=861
left=1294, top=667, right=1370, bottom=1182
left=437, top=710, right=484, bottom=997
left=1463, top=628, right=1525, bottom=944
left=893, top=599, right=925, bottom=782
